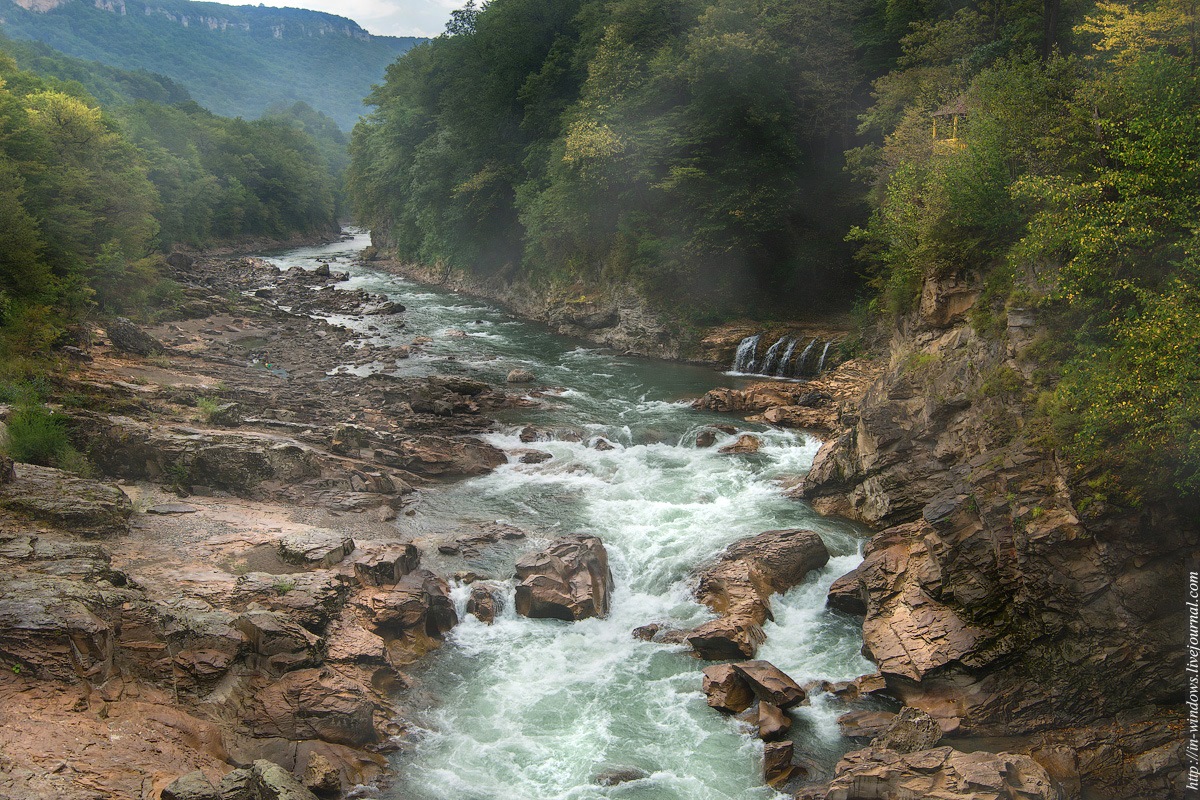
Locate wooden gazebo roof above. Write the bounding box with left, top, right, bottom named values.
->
left=932, top=97, right=968, bottom=117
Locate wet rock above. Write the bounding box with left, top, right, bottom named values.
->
left=277, top=532, right=355, bottom=568
left=837, top=710, right=896, bottom=740
left=757, top=702, right=791, bottom=741
left=515, top=448, right=553, bottom=464
left=871, top=706, right=942, bottom=753
left=689, top=529, right=828, bottom=659
left=732, top=661, right=806, bottom=709
left=107, top=317, right=165, bottom=356
left=366, top=301, right=405, bottom=315
left=467, top=585, right=501, bottom=625
left=686, top=617, right=765, bottom=660
left=826, top=568, right=866, bottom=616
left=507, top=369, right=536, bottom=383
left=592, top=438, right=615, bottom=451
left=823, top=747, right=1061, bottom=800
left=593, top=767, right=649, bottom=786
left=718, top=434, right=761, bottom=454
left=702, top=664, right=754, bottom=714
left=349, top=544, right=420, bottom=587
left=393, top=435, right=506, bottom=477
left=0, top=464, right=133, bottom=537
left=632, top=623, right=661, bottom=641
left=161, top=770, right=219, bottom=800
left=518, top=425, right=540, bottom=443
left=695, top=430, right=717, bottom=448
left=763, top=740, right=795, bottom=788
left=514, top=535, right=612, bottom=621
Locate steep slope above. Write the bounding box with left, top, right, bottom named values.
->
left=0, top=0, right=423, bottom=128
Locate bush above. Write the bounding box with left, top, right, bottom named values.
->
left=3, top=403, right=75, bottom=467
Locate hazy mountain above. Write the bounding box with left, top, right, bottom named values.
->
left=0, top=0, right=424, bottom=128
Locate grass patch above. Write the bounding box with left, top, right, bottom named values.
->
left=2, top=403, right=85, bottom=471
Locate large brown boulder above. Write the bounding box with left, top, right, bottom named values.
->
left=701, top=664, right=754, bottom=714
left=732, top=660, right=806, bottom=709
left=241, top=668, right=377, bottom=747
left=688, top=529, right=828, bottom=659
left=514, top=535, right=612, bottom=621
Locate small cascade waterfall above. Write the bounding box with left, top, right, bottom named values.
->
left=731, top=333, right=761, bottom=373
left=730, top=333, right=839, bottom=378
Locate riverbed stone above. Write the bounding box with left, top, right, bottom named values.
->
left=514, top=534, right=612, bottom=621
left=763, top=740, right=795, bottom=787
left=702, top=664, right=754, bottom=713
left=733, top=661, right=806, bottom=709
left=757, top=702, right=792, bottom=741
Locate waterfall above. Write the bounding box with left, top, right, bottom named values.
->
left=731, top=334, right=761, bottom=373
left=794, top=338, right=818, bottom=376
left=760, top=336, right=789, bottom=376
left=730, top=333, right=836, bottom=378
left=775, top=338, right=799, bottom=377
left=816, top=340, right=833, bottom=374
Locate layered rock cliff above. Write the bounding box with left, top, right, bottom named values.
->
left=799, top=275, right=1194, bottom=797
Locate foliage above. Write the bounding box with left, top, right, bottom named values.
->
left=0, top=0, right=421, bottom=129
left=848, top=0, right=1200, bottom=500
left=2, top=403, right=76, bottom=468
left=350, top=0, right=869, bottom=317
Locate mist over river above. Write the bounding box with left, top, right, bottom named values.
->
left=265, top=232, right=873, bottom=800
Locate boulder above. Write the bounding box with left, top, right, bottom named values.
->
left=871, top=706, right=942, bottom=753
left=732, top=661, right=806, bottom=709
left=687, top=617, right=765, bottom=660
left=516, top=449, right=553, bottom=464
left=302, top=751, right=341, bottom=795
left=695, top=430, right=717, bottom=448
left=161, top=770, right=220, bottom=800
left=0, top=464, right=133, bottom=537
left=250, top=760, right=320, bottom=800
left=719, top=434, right=761, bottom=454
left=702, top=664, right=754, bottom=714
left=107, top=317, right=165, bottom=356
left=763, top=740, right=795, bottom=788
left=689, top=529, right=828, bottom=659
left=826, top=568, right=866, bottom=615
left=349, top=544, right=420, bottom=587
left=823, top=747, right=1062, bottom=800
left=757, top=702, right=791, bottom=741
left=593, top=767, right=648, bottom=786
left=507, top=369, right=536, bottom=383
left=277, top=532, right=355, bottom=568
left=514, top=535, right=612, bottom=621
left=233, top=610, right=320, bottom=675
left=466, top=584, right=501, bottom=625
left=358, top=570, right=457, bottom=662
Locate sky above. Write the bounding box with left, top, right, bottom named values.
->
left=250, top=1, right=461, bottom=38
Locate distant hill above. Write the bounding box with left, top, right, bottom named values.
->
left=0, top=0, right=423, bottom=128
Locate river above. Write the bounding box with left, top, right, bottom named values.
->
left=264, top=231, right=873, bottom=800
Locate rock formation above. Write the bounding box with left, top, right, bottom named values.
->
left=514, top=535, right=612, bottom=621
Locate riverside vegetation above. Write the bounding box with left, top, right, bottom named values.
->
left=0, top=0, right=1195, bottom=798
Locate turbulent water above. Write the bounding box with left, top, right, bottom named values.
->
left=264, top=232, right=874, bottom=800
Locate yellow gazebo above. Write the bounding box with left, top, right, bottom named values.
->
left=932, top=97, right=968, bottom=150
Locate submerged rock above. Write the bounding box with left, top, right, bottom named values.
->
left=514, top=534, right=612, bottom=621
left=507, top=368, right=536, bottom=383
left=718, top=434, right=761, bottom=454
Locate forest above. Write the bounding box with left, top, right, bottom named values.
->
left=0, top=36, right=343, bottom=380
left=349, top=0, right=1198, bottom=503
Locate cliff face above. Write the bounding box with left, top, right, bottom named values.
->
left=801, top=274, right=1194, bottom=798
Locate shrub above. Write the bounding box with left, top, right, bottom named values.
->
left=3, top=403, right=74, bottom=467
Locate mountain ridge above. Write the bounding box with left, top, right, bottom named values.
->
left=0, top=0, right=425, bottom=127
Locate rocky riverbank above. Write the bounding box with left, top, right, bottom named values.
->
left=693, top=275, right=1194, bottom=798
left=0, top=244, right=525, bottom=799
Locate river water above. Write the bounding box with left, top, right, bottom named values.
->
left=264, top=232, right=873, bottom=800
